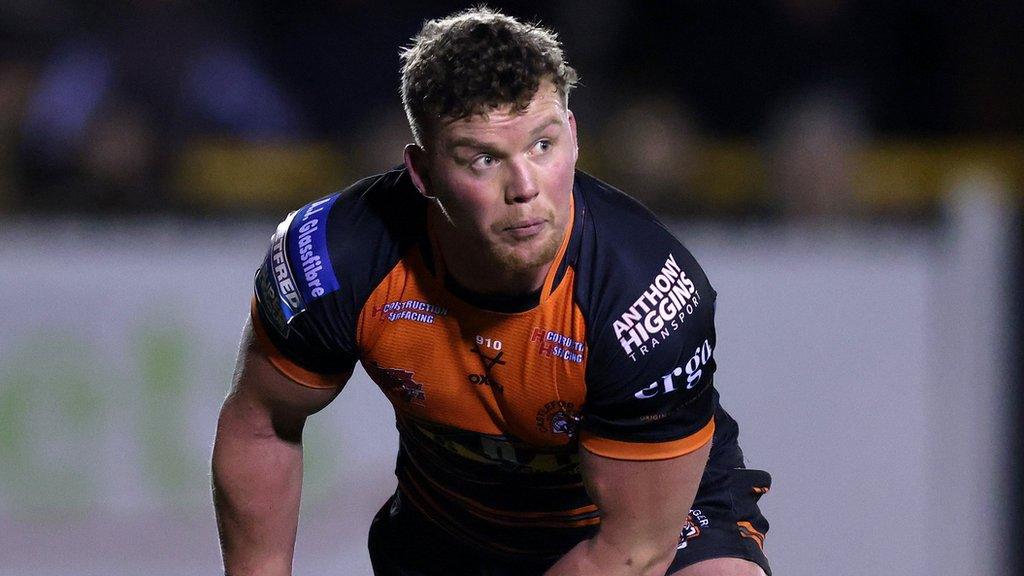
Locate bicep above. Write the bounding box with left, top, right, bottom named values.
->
left=580, top=438, right=711, bottom=551
left=221, top=316, right=348, bottom=442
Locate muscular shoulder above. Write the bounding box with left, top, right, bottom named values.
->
left=254, top=168, right=427, bottom=372
left=573, top=171, right=715, bottom=361
left=571, top=172, right=718, bottom=449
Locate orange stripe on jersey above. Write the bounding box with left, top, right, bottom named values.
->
left=404, top=450, right=599, bottom=525
left=399, top=470, right=578, bottom=555
left=400, top=474, right=575, bottom=557
left=579, top=418, right=714, bottom=461
left=540, top=192, right=575, bottom=299
left=397, top=475, right=482, bottom=544
left=250, top=297, right=346, bottom=390
left=736, top=521, right=766, bottom=550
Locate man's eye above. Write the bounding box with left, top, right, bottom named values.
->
left=533, top=139, right=552, bottom=154
left=472, top=155, right=497, bottom=169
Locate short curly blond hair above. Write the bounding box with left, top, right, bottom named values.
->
left=400, top=6, right=578, bottom=146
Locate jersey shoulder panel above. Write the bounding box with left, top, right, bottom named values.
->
left=571, top=171, right=718, bottom=454
left=253, top=168, right=427, bottom=376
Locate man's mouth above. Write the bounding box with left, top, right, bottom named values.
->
left=503, top=218, right=546, bottom=239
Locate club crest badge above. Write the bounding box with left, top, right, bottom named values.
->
left=535, top=400, right=580, bottom=436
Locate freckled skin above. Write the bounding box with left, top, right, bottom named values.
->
left=405, top=80, right=579, bottom=296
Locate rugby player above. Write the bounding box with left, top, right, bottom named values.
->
left=213, top=7, right=771, bottom=576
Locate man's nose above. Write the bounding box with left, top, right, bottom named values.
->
left=504, top=160, right=540, bottom=204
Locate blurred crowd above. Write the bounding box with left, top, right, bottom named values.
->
left=0, top=0, right=1021, bottom=219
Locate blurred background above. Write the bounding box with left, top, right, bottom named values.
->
left=0, top=1, right=1020, bottom=575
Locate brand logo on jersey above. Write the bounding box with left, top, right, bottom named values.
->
left=372, top=299, right=448, bottom=324
left=290, top=194, right=341, bottom=303
left=634, top=339, right=713, bottom=400
left=255, top=264, right=289, bottom=334
left=467, top=373, right=504, bottom=394
left=536, top=400, right=579, bottom=436
left=270, top=213, right=303, bottom=319
left=613, top=253, right=702, bottom=362
left=470, top=344, right=506, bottom=371
left=266, top=195, right=340, bottom=323
left=530, top=328, right=585, bottom=364
left=294, top=198, right=331, bottom=299
left=639, top=411, right=668, bottom=422
left=469, top=340, right=507, bottom=395
left=677, top=509, right=710, bottom=549
left=365, top=362, right=426, bottom=405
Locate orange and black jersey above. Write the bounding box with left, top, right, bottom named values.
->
left=252, top=167, right=729, bottom=559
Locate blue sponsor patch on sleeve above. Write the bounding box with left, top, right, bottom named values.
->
left=285, top=194, right=341, bottom=306
left=256, top=193, right=342, bottom=331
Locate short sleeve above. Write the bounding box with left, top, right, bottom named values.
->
left=252, top=193, right=357, bottom=387
left=579, top=248, right=719, bottom=461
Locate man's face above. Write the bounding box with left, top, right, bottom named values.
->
left=414, top=81, right=578, bottom=275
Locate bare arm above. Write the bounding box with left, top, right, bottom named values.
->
left=212, top=317, right=347, bottom=576
left=544, top=438, right=712, bottom=576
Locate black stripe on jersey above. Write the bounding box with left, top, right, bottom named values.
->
left=396, top=453, right=600, bottom=560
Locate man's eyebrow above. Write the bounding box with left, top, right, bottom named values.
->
left=528, top=116, right=564, bottom=138
left=447, top=136, right=495, bottom=151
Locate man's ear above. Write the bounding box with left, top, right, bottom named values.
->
left=567, top=109, right=579, bottom=162
left=404, top=144, right=434, bottom=199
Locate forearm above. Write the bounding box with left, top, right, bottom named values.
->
left=545, top=440, right=711, bottom=576
left=212, top=397, right=305, bottom=576
left=543, top=529, right=675, bottom=576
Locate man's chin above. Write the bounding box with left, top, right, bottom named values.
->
left=491, top=231, right=561, bottom=273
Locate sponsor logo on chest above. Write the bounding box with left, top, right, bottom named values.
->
left=530, top=328, right=586, bottom=364
left=372, top=299, right=449, bottom=324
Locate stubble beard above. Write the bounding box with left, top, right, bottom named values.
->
left=494, top=214, right=562, bottom=274
left=434, top=200, right=565, bottom=287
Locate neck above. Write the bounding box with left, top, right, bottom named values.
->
left=429, top=207, right=553, bottom=297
